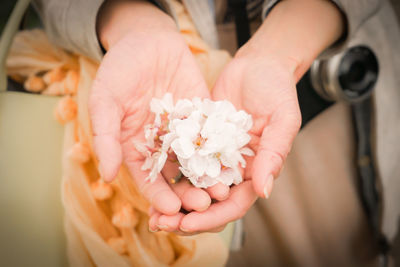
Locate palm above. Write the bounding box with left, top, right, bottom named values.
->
left=150, top=56, right=302, bottom=234
left=212, top=56, right=301, bottom=196
left=89, top=32, right=211, bottom=214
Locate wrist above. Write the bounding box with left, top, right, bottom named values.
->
left=236, top=0, right=344, bottom=82
left=97, top=0, right=177, bottom=50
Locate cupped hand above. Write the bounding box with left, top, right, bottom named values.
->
left=213, top=53, right=301, bottom=197
left=149, top=53, right=301, bottom=234
left=89, top=28, right=230, bottom=215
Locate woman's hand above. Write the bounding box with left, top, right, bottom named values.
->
left=147, top=53, right=300, bottom=234
left=148, top=0, right=344, bottom=234
left=89, top=0, right=229, bottom=216
left=212, top=53, right=301, bottom=198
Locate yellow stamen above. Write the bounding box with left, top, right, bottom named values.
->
left=194, top=136, right=206, bottom=147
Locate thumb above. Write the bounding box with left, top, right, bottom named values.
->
left=252, top=109, right=300, bottom=198
left=89, top=80, right=123, bottom=182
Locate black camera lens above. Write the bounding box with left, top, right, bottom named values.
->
left=338, top=46, right=379, bottom=100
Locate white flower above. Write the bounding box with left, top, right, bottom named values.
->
left=187, top=153, right=221, bottom=178
left=144, top=151, right=167, bottom=182
left=150, top=93, right=174, bottom=114
left=150, top=93, right=174, bottom=126
left=170, top=117, right=201, bottom=159
left=170, top=99, right=194, bottom=119
left=134, top=141, right=168, bottom=182
left=228, top=110, right=253, bottom=132
left=217, top=168, right=243, bottom=186
left=136, top=93, right=255, bottom=188
left=144, top=124, right=158, bottom=148
left=179, top=166, right=218, bottom=188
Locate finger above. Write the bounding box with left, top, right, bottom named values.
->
left=170, top=179, right=211, bottom=212
left=179, top=181, right=257, bottom=233
left=252, top=109, right=300, bottom=198
left=161, top=158, right=180, bottom=184
left=157, top=213, right=185, bottom=232
left=153, top=213, right=226, bottom=235
left=205, top=183, right=230, bottom=201
left=162, top=158, right=212, bottom=211
left=208, top=224, right=227, bottom=233
left=89, top=79, right=124, bottom=182
left=127, top=161, right=181, bottom=215
left=170, top=224, right=227, bottom=235
left=148, top=206, right=156, bottom=216
left=149, top=211, right=161, bottom=232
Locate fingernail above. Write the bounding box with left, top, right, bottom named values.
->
left=197, top=205, right=209, bottom=212
left=263, top=174, right=274, bottom=199
left=99, top=165, right=110, bottom=183
left=149, top=227, right=159, bottom=233
left=179, top=226, right=189, bottom=232
left=157, top=225, right=169, bottom=230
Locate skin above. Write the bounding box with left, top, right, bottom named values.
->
left=92, top=0, right=344, bottom=233
left=91, top=0, right=229, bottom=217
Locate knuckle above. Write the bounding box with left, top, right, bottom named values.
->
left=231, top=199, right=247, bottom=219
left=259, top=148, right=285, bottom=168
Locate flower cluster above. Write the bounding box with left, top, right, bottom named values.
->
left=134, top=93, right=254, bottom=188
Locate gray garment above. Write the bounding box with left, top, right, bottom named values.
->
left=32, top=0, right=380, bottom=61
left=32, top=0, right=176, bottom=62
left=263, top=0, right=382, bottom=58
left=32, top=0, right=105, bottom=63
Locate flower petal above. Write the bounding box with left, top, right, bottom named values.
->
left=179, top=166, right=192, bottom=178
left=205, top=156, right=221, bottom=178
left=161, top=133, right=177, bottom=152
left=237, top=152, right=246, bottom=168
left=188, top=174, right=218, bottom=188
left=188, top=153, right=207, bottom=177
left=171, top=138, right=195, bottom=159
left=175, top=119, right=200, bottom=139
left=162, top=93, right=174, bottom=113
left=201, top=98, right=216, bottom=116
left=220, top=153, right=235, bottom=168
left=236, top=133, right=251, bottom=148
left=146, top=167, right=159, bottom=182
left=156, top=152, right=168, bottom=172
left=217, top=169, right=235, bottom=185
left=141, top=156, right=153, bottom=170
left=232, top=168, right=243, bottom=184
left=240, top=147, right=254, bottom=156
left=228, top=110, right=253, bottom=131
left=177, top=156, right=189, bottom=169
left=215, top=100, right=236, bottom=119
left=150, top=98, right=163, bottom=114
left=217, top=168, right=242, bottom=186
left=173, top=99, right=194, bottom=118
left=198, top=134, right=222, bottom=156
left=201, top=114, right=221, bottom=138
